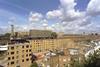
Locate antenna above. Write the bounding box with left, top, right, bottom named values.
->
left=11, top=24, right=14, bottom=37
left=8, top=17, right=15, bottom=40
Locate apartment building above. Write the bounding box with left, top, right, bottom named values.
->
left=7, top=43, right=32, bottom=67
left=41, top=40, right=90, bottom=67
left=14, top=32, right=29, bottom=38
left=6, top=38, right=70, bottom=67
left=5, top=38, right=90, bottom=67
left=30, top=38, right=72, bottom=53
left=29, top=30, right=57, bottom=39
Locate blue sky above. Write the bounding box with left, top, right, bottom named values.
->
left=0, top=0, right=89, bottom=25
left=75, top=0, right=90, bottom=11
left=0, top=0, right=60, bottom=15
left=0, top=0, right=100, bottom=33
left=0, top=0, right=60, bottom=26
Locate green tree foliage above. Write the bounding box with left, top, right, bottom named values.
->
left=30, top=62, right=38, bottom=67
left=0, top=33, right=11, bottom=40
left=83, top=49, right=100, bottom=67
left=70, top=49, right=100, bottom=67
left=51, top=32, right=57, bottom=38
left=4, top=33, right=11, bottom=37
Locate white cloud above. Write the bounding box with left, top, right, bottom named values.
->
left=15, top=25, right=29, bottom=32
left=59, top=0, right=87, bottom=22
left=45, top=0, right=93, bottom=33
left=41, top=19, right=48, bottom=24
left=60, top=0, right=76, bottom=10
left=8, top=17, right=16, bottom=25
left=0, top=26, right=10, bottom=34
left=29, top=12, right=43, bottom=22
left=46, top=10, right=63, bottom=19
left=87, top=0, right=100, bottom=16
left=1, top=0, right=100, bottom=34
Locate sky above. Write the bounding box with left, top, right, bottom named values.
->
left=0, top=0, right=100, bottom=34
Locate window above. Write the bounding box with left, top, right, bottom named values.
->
left=26, top=54, right=28, bottom=57
left=29, top=49, right=31, bottom=52
left=11, top=52, right=14, bottom=55
left=11, top=47, right=14, bottom=50
left=16, top=65, right=20, bottom=67
left=22, top=55, right=24, bottom=58
left=8, top=57, right=10, bottom=60
left=12, top=56, right=14, bottom=59
left=16, top=51, right=19, bottom=54
left=26, top=45, right=29, bottom=48
left=26, top=58, right=29, bottom=61
left=11, top=61, right=14, bottom=65
left=22, top=46, right=24, bottom=48
left=16, top=56, right=19, bottom=59
left=22, top=59, right=24, bottom=62
left=8, top=52, right=9, bottom=55
left=8, top=63, right=9, bottom=65
left=29, top=54, right=31, bottom=56
left=38, top=50, right=41, bottom=52
left=26, top=50, right=28, bottom=52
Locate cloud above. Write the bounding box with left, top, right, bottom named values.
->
left=46, top=10, right=63, bottom=19
left=45, top=0, right=93, bottom=33
left=87, top=0, right=100, bottom=16
left=1, top=0, right=100, bottom=34
left=41, top=19, right=49, bottom=29
left=29, top=12, right=43, bottom=22
left=12, top=0, right=100, bottom=33
left=8, top=17, right=16, bottom=25
left=28, top=12, right=50, bottom=30
left=60, top=0, right=76, bottom=10
left=59, top=0, right=88, bottom=22
left=0, top=26, right=10, bottom=34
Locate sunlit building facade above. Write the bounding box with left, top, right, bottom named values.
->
left=1, top=37, right=91, bottom=67
left=7, top=43, right=32, bottom=67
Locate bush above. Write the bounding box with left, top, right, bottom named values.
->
left=30, top=62, right=38, bottom=67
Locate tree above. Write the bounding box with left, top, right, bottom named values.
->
left=83, top=49, right=100, bottom=67
left=51, top=32, right=57, bottom=38
left=69, top=49, right=100, bottom=67
left=4, top=33, right=11, bottom=37
left=30, top=62, right=38, bottom=67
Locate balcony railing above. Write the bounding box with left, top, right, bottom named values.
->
left=0, top=45, right=8, bottom=51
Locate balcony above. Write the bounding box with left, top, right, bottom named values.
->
left=0, top=45, right=8, bottom=51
